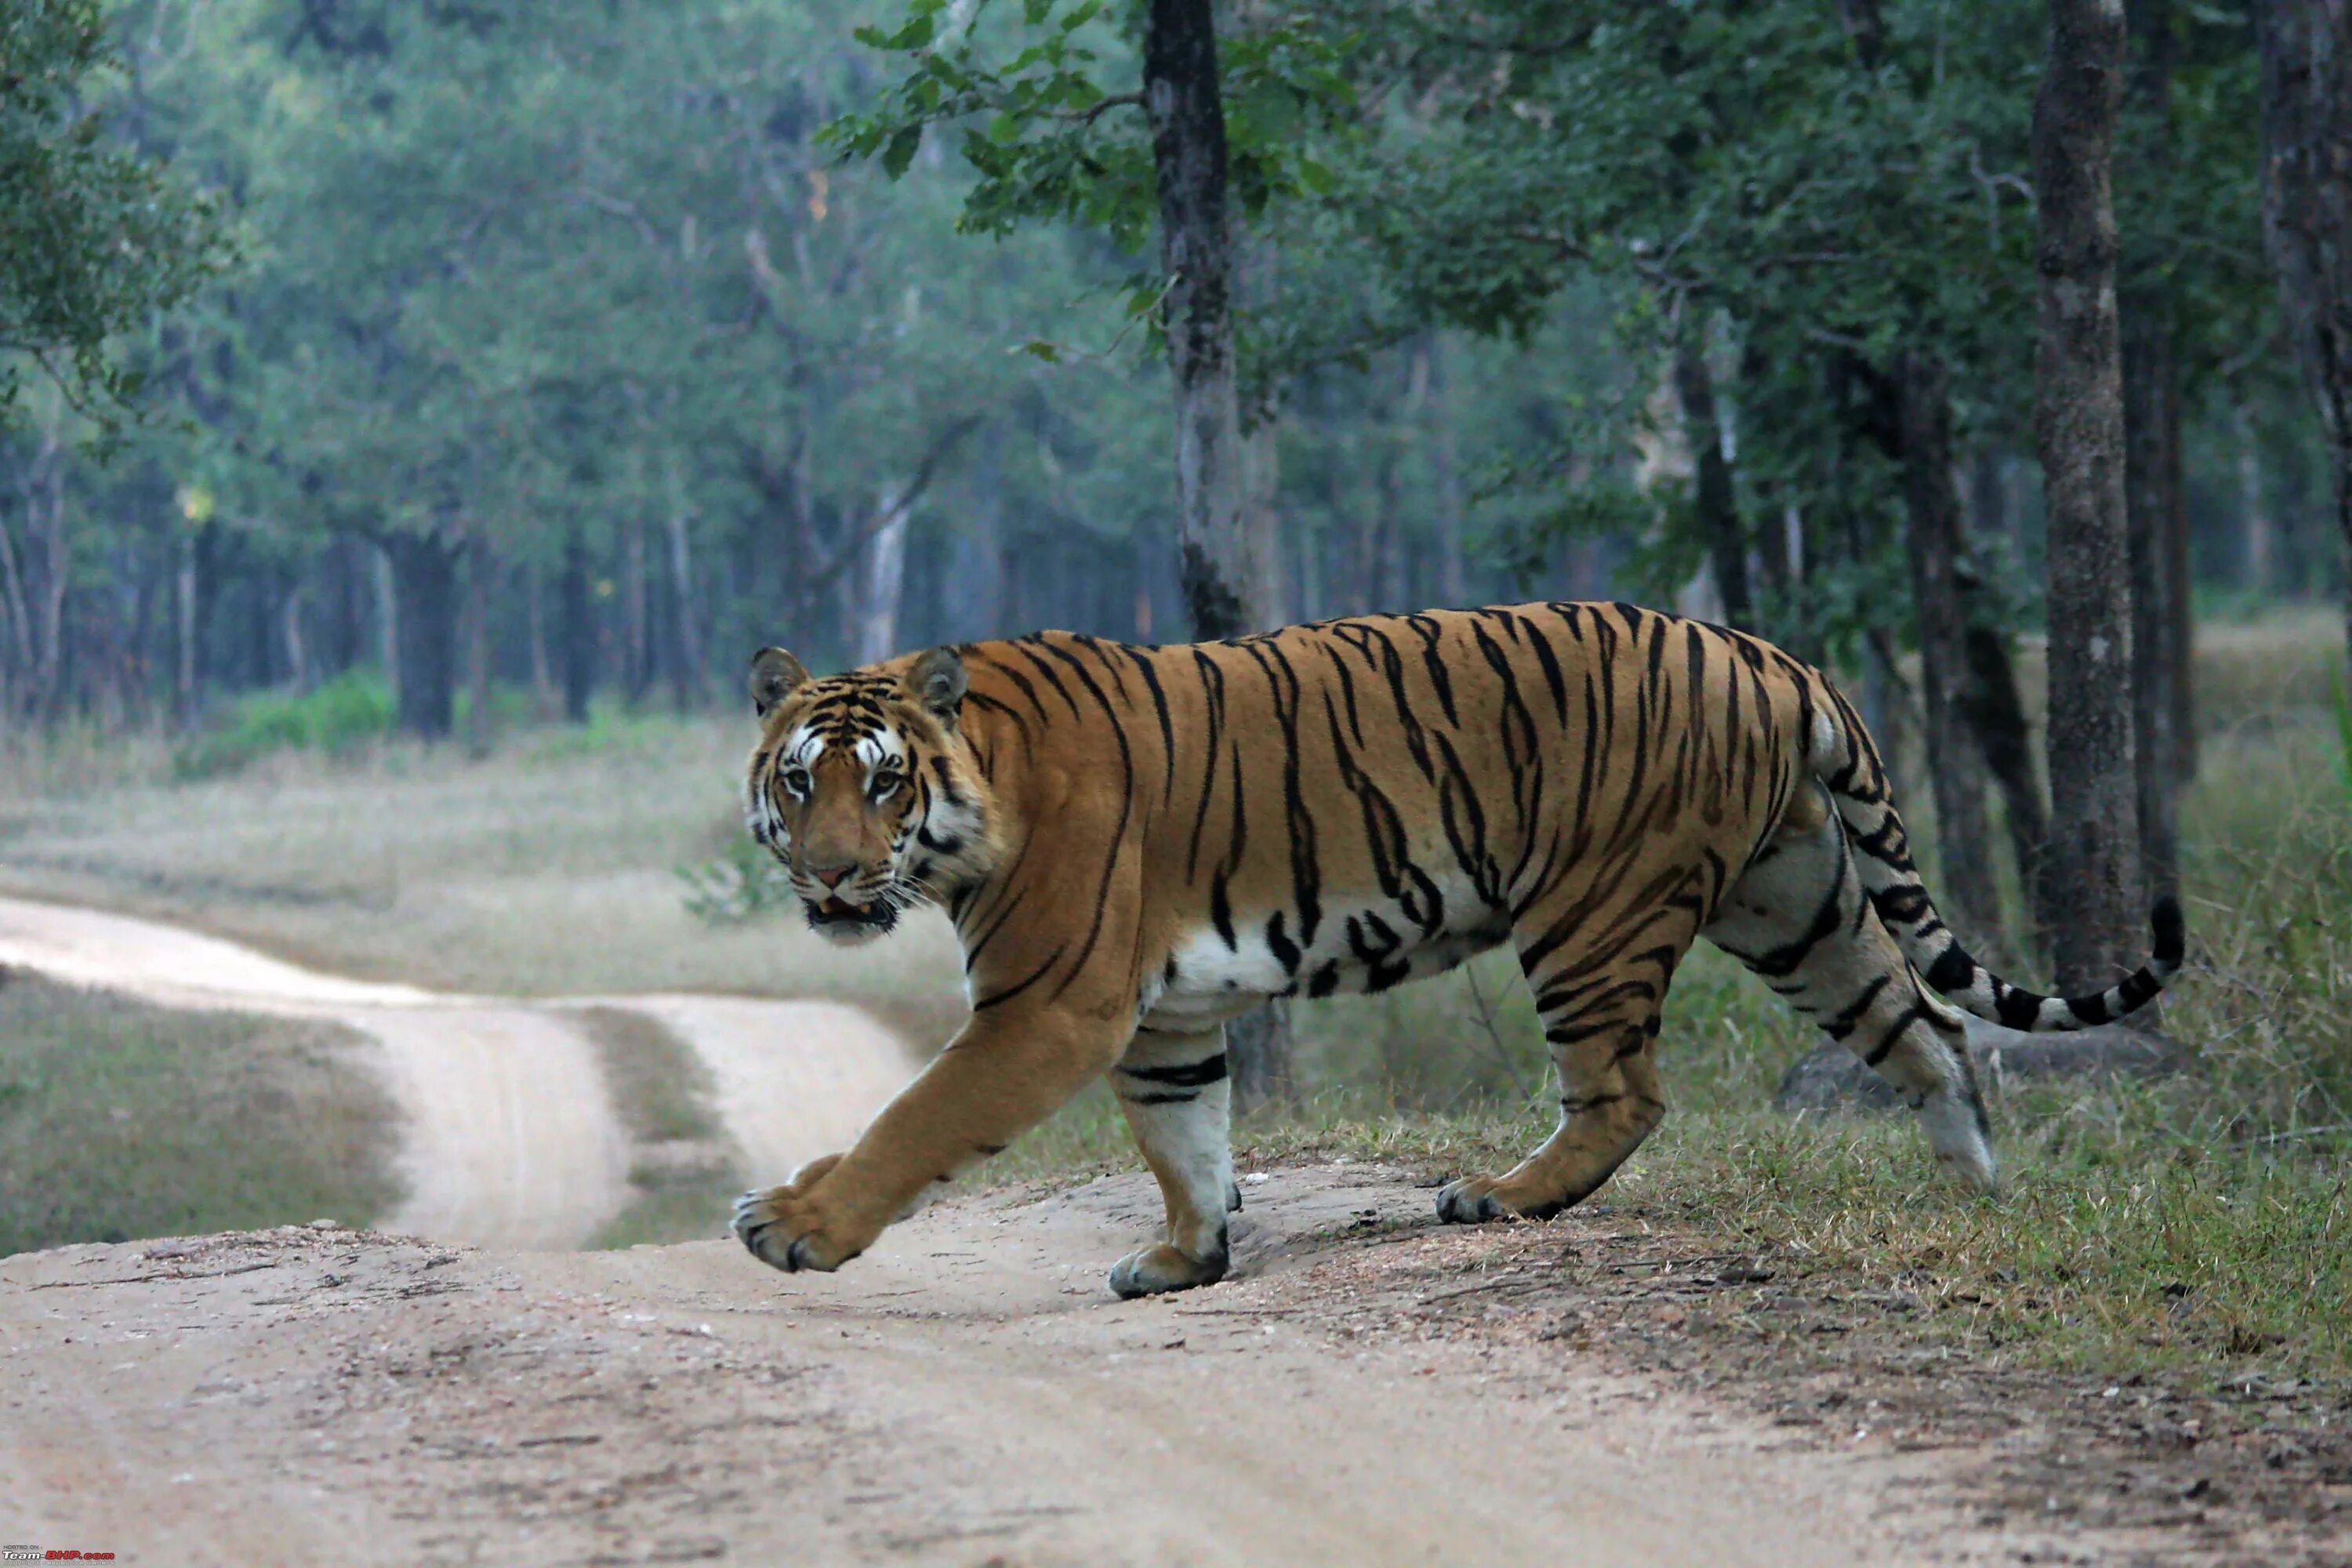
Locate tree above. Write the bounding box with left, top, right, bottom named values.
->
left=0, top=0, right=223, bottom=434
left=2034, top=0, right=2145, bottom=989
left=2256, top=0, right=2352, bottom=676
left=1146, top=0, right=1257, bottom=638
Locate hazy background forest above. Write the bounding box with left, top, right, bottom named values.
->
left=0, top=0, right=2332, bottom=740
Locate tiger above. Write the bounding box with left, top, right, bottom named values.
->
left=730, top=602, right=2182, bottom=1298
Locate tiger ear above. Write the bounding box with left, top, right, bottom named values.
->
left=749, top=646, right=809, bottom=717
left=909, top=646, right=967, bottom=729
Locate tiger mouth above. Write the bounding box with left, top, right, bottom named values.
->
left=806, top=895, right=895, bottom=933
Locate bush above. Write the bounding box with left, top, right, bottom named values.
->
left=174, top=671, right=395, bottom=778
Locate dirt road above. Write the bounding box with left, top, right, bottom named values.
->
left=0, top=895, right=910, bottom=1248
left=5, top=895, right=2288, bottom=1566
left=0, top=1164, right=2007, bottom=1567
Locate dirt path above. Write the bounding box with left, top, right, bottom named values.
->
left=0, top=1167, right=1998, bottom=1568
left=0, top=895, right=911, bottom=1250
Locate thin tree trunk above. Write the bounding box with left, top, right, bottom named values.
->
left=174, top=532, right=197, bottom=727
left=663, top=454, right=701, bottom=710
left=1895, top=354, right=2001, bottom=932
left=372, top=542, right=399, bottom=699
left=622, top=515, right=651, bottom=702
left=559, top=534, right=595, bottom=724
left=2035, top=0, right=2144, bottom=989
left=2256, top=0, right=2352, bottom=679
left=856, top=483, right=912, bottom=666
left=384, top=531, right=463, bottom=739
left=1147, top=0, right=1258, bottom=638
left=1424, top=336, right=1471, bottom=607
left=2238, top=403, right=2274, bottom=593
left=2122, top=0, right=2181, bottom=900
left=2165, top=373, right=2196, bottom=783
left=281, top=584, right=313, bottom=694
left=462, top=535, right=493, bottom=750
left=525, top=564, right=554, bottom=716
left=1673, top=326, right=1751, bottom=629
left=1958, top=615, right=2061, bottom=941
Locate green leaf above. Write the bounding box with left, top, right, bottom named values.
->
left=880, top=124, right=924, bottom=180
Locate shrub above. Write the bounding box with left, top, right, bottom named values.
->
left=174, top=671, right=394, bottom=778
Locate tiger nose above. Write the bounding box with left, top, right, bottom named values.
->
left=810, top=862, right=854, bottom=890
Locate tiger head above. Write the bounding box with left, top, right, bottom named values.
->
left=743, top=644, right=996, bottom=946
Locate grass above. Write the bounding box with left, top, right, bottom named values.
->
left=0, top=970, right=401, bottom=1254
left=575, top=1005, right=746, bottom=1250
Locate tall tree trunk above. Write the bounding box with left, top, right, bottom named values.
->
left=622, top=515, right=651, bottom=702
left=2257, top=0, right=2352, bottom=677
left=559, top=534, right=596, bottom=724
left=525, top=564, right=556, bottom=718
left=2034, top=0, right=2144, bottom=989
left=856, top=483, right=912, bottom=666
left=281, top=583, right=313, bottom=694
left=1958, top=614, right=2062, bottom=941
left=1672, top=326, right=1751, bottom=629
left=372, top=541, right=398, bottom=699
left=461, top=535, right=493, bottom=750
left=2122, top=0, right=2181, bottom=901
left=2165, top=374, right=2195, bottom=784
left=174, top=532, right=197, bottom=728
left=953, top=441, right=1006, bottom=641
left=2238, top=402, right=2274, bottom=593
left=1147, top=0, right=1289, bottom=1093
left=1147, top=0, right=1258, bottom=639
left=663, top=456, right=701, bottom=710
left=384, top=531, right=462, bottom=739
left=1422, top=336, right=1471, bottom=607
left=1895, top=355, right=2001, bottom=933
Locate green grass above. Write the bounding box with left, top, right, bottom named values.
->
left=0, top=970, right=401, bottom=1254
left=575, top=1005, right=746, bottom=1249
left=173, top=671, right=397, bottom=779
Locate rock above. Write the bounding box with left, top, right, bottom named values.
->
left=1774, top=1016, right=2194, bottom=1113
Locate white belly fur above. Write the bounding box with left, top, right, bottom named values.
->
left=1137, top=906, right=1512, bottom=1034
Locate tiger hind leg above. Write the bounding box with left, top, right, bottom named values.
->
left=1436, top=893, right=1699, bottom=1225
left=1704, top=784, right=1997, bottom=1191
left=1106, top=1025, right=1236, bottom=1298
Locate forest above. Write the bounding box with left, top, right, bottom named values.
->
left=2, top=0, right=2348, bottom=993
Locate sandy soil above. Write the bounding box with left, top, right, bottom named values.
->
left=0, top=895, right=912, bottom=1250
left=0, top=1167, right=2013, bottom=1568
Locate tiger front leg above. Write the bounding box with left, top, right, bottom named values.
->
left=732, top=1007, right=1125, bottom=1275
left=1106, top=1026, right=1236, bottom=1298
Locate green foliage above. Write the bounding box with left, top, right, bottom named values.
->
left=173, top=671, right=394, bottom=778
left=826, top=0, right=1353, bottom=292
left=0, top=0, right=228, bottom=434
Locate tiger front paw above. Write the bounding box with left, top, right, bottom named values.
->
left=1107, top=1240, right=1229, bottom=1299
left=1434, top=1175, right=1566, bottom=1225
left=731, top=1160, right=868, bottom=1274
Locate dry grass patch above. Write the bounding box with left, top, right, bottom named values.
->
left=574, top=1004, right=746, bottom=1249
left=0, top=969, right=400, bottom=1254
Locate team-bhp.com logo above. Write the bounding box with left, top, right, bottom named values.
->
left=4, top=1549, right=114, bottom=1562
